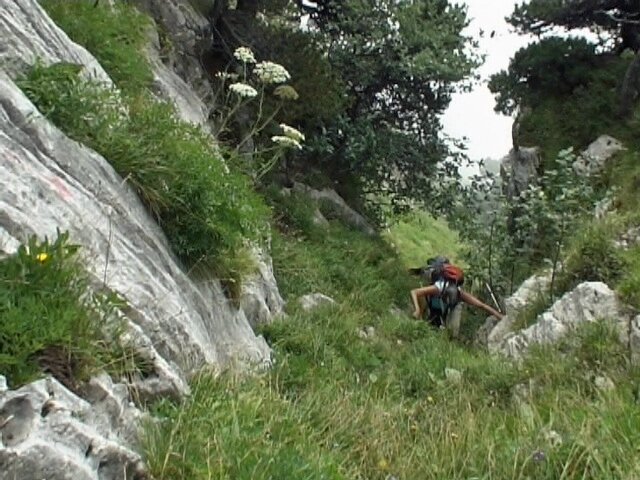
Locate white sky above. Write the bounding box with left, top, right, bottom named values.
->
left=441, top=0, right=533, bottom=172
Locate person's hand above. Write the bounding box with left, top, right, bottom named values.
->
left=412, top=309, right=422, bottom=319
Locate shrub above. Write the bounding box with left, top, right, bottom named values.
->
left=18, top=63, right=270, bottom=269
left=0, top=232, right=123, bottom=388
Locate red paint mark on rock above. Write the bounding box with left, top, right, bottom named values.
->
left=49, top=176, right=72, bottom=200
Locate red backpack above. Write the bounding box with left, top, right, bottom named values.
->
left=441, top=264, right=464, bottom=285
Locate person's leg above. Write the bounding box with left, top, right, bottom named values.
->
left=445, top=303, right=462, bottom=338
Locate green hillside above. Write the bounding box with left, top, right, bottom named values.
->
left=2, top=1, right=640, bottom=479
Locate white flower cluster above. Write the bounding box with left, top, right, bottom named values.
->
left=254, top=61, right=291, bottom=84
left=280, top=123, right=305, bottom=142
left=271, top=135, right=302, bottom=150
left=216, top=71, right=239, bottom=81
left=274, top=85, right=299, bottom=100
left=233, top=46, right=256, bottom=64
left=272, top=123, right=305, bottom=150
left=229, top=82, right=258, bottom=99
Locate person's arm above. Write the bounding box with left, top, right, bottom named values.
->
left=410, top=285, right=439, bottom=319
left=459, top=290, right=504, bottom=319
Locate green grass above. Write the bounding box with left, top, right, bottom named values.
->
left=383, top=209, right=464, bottom=269
left=40, top=0, right=153, bottom=94
left=0, top=232, right=133, bottom=388
left=143, top=215, right=640, bottom=479
left=271, top=222, right=412, bottom=314
left=18, top=63, right=270, bottom=271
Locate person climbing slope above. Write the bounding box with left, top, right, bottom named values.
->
left=409, top=256, right=503, bottom=338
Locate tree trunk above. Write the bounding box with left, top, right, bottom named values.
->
left=619, top=50, right=640, bottom=117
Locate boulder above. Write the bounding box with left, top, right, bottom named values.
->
left=291, top=182, right=376, bottom=236
left=500, top=147, right=540, bottom=201
left=240, top=245, right=285, bottom=328
left=573, top=135, right=625, bottom=177
left=298, top=293, right=336, bottom=311
left=482, top=271, right=551, bottom=349
left=0, top=376, right=145, bottom=480
left=489, top=282, right=628, bottom=359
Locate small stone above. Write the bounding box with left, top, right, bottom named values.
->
left=444, top=367, right=462, bottom=384
left=594, top=375, right=615, bottom=392
left=298, top=293, right=336, bottom=311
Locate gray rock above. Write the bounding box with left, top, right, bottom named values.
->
left=475, top=315, right=501, bottom=348
left=573, top=135, right=625, bottom=177
left=490, top=282, right=628, bottom=359
left=444, top=367, right=462, bottom=384
left=312, top=208, right=330, bottom=228
left=240, top=245, right=285, bottom=328
left=298, top=293, right=336, bottom=311
left=614, top=226, right=640, bottom=250
left=357, top=326, right=376, bottom=339
left=129, top=0, right=212, bottom=104
left=484, top=271, right=551, bottom=349
left=594, top=375, right=615, bottom=392
left=0, top=72, right=270, bottom=385
left=143, top=21, right=209, bottom=126
left=500, top=147, right=540, bottom=201
left=0, top=377, right=145, bottom=480
left=291, top=182, right=376, bottom=236
left=0, top=0, right=111, bottom=83
left=629, top=315, right=640, bottom=366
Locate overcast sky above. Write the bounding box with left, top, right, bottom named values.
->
left=441, top=0, right=533, bottom=171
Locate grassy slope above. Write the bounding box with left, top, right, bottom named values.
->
left=143, top=208, right=640, bottom=480
left=28, top=2, right=640, bottom=478
left=383, top=209, right=465, bottom=269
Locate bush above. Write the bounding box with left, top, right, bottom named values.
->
left=0, top=232, right=122, bottom=388
left=557, top=221, right=627, bottom=294
left=18, top=63, right=270, bottom=269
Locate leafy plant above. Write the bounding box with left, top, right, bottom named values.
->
left=0, top=232, right=123, bottom=388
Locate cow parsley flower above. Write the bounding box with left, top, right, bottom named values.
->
left=216, top=71, right=239, bottom=81
left=280, top=123, right=305, bottom=142
left=254, top=61, right=290, bottom=84
left=233, top=46, right=256, bottom=64
left=229, top=82, right=258, bottom=99
left=273, top=85, right=299, bottom=100
left=271, top=135, right=302, bottom=149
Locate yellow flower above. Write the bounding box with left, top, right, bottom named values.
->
left=36, top=252, right=49, bottom=262
left=377, top=459, right=389, bottom=470
left=427, top=395, right=434, bottom=403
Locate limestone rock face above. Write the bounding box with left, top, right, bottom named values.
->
left=0, top=376, right=145, bottom=480
left=0, top=0, right=110, bottom=83
left=130, top=0, right=213, bottom=103
left=489, top=282, right=629, bottom=359
left=0, top=0, right=285, bottom=475
left=482, top=272, right=551, bottom=350
left=500, top=147, right=540, bottom=201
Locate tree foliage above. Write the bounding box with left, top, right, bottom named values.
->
left=209, top=0, right=479, bottom=217
left=505, top=0, right=640, bottom=117
left=509, top=0, right=640, bottom=48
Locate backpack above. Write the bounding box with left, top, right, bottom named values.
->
left=423, top=256, right=465, bottom=287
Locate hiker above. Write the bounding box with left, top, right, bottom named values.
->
left=409, top=256, right=503, bottom=338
